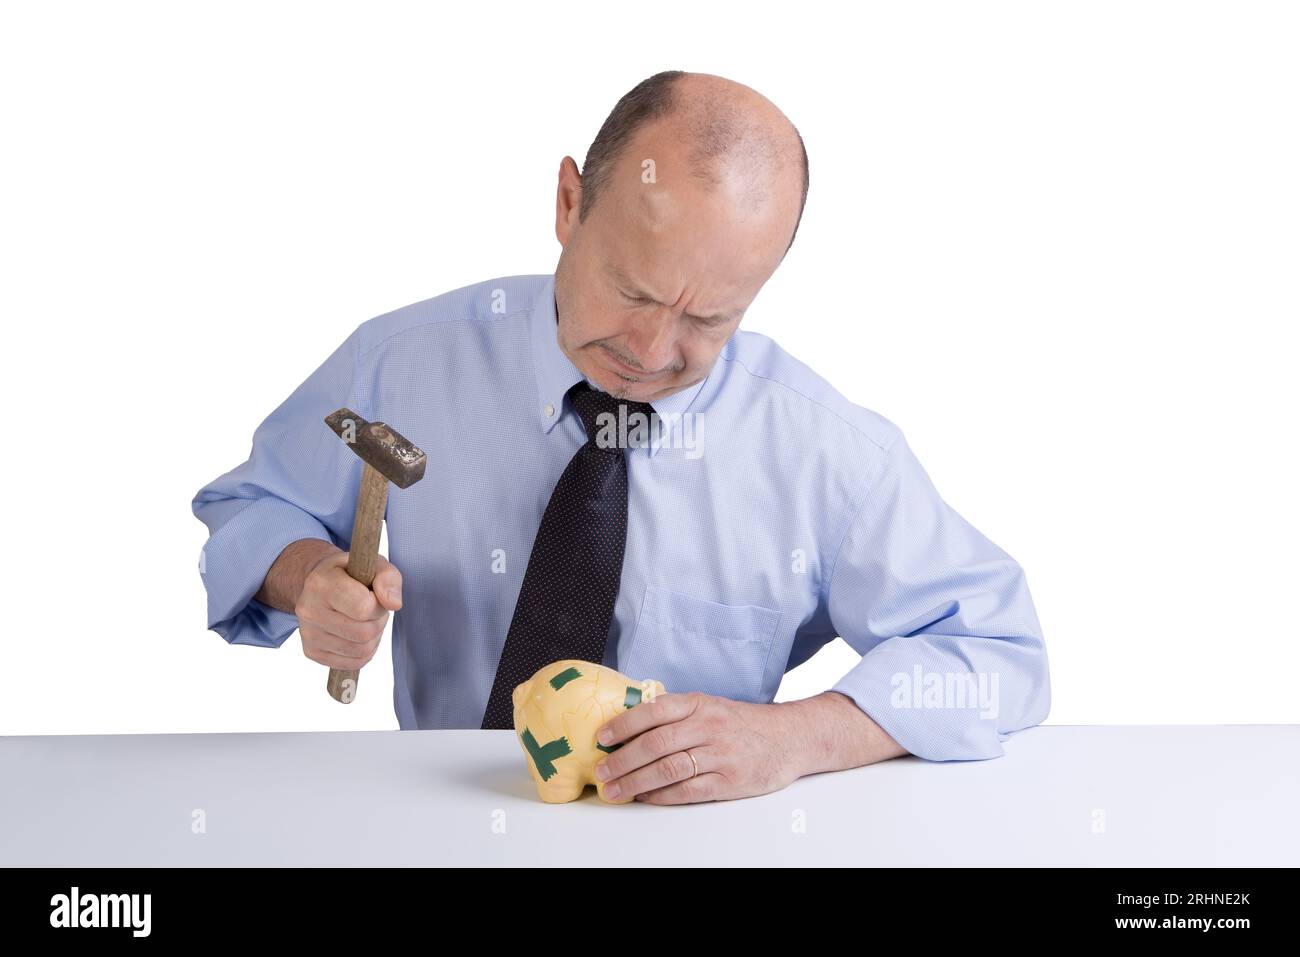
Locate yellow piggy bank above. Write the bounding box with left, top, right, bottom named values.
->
left=512, top=659, right=667, bottom=804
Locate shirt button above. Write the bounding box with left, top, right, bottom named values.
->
left=544, top=403, right=555, bottom=417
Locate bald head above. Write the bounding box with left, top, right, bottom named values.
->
left=578, top=71, right=808, bottom=256
left=551, top=71, right=807, bottom=406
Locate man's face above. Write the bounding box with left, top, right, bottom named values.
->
left=552, top=137, right=798, bottom=404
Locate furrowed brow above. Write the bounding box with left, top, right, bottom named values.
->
left=605, top=262, right=735, bottom=324
left=606, top=262, right=643, bottom=293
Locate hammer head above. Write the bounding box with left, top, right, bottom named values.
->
left=325, top=408, right=427, bottom=489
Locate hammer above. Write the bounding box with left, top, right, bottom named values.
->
left=323, top=407, right=427, bottom=704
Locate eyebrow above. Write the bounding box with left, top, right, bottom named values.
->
left=606, top=262, right=736, bottom=325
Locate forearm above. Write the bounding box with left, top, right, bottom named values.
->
left=253, top=538, right=342, bottom=614
left=783, top=690, right=910, bottom=777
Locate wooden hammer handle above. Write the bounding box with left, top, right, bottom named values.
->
left=327, top=463, right=390, bottom=703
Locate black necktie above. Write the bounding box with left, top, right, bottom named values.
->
left=480, top=380, right=658, bottom=729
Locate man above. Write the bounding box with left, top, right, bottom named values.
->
left=192, top=70, right=1050, bottom=805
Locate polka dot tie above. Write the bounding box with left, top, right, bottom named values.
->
left=480, top=381, right=658, bottom=730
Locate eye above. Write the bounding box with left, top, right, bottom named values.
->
left=618, top=289, right=648, bottom=304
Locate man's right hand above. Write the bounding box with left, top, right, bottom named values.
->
left=295, top=550, right=404, bottom=671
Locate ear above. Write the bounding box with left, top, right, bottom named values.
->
left=555, top=156, right=583, bottom=247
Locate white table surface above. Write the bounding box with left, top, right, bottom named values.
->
left=2, top=725, right=1296, bottom=866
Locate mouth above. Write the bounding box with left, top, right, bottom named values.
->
left=601, top=348, right=661, bottom=381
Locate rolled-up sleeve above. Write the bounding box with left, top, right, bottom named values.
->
left=192, top=326, right=370, bottom=648
left=825, top=430, right=1050, bottom=761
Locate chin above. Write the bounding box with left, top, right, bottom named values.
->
left=603, top=378, right=645, bottom=401
left=586, top=367, right=633, bottom=395
left=616, top=371, right=659, bottom=393
left=585, top=360, right=677, bottom=402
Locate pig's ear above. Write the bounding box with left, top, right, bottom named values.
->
left=512, top=682, right=528, bottom=709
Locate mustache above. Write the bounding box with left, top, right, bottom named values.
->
left=597, top=343, right=683, bottom=376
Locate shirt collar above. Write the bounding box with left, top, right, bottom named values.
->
left=529, top=273, right=709, bottom=458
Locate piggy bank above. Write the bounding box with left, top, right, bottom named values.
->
left=512, top=659, right=667, bottom=804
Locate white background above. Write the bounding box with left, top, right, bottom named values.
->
left=1, top=0, right=1295, bottom=735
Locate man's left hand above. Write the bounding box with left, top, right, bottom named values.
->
left=593, top=691, right=805, bottom=804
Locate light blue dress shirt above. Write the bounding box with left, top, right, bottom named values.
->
left=192, top=273, right=1050, bottom=760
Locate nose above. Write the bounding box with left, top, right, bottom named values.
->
left=622, top=312, right=680, bottom=375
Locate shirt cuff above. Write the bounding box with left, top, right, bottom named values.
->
left=197, top=496, right=334, bottom=648
left=828, top=635, right=1017, bottom=762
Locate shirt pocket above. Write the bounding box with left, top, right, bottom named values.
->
left=619, top=585, right=782, bottom=702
